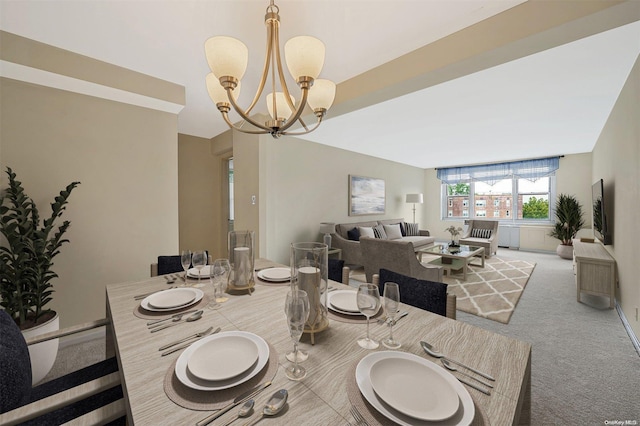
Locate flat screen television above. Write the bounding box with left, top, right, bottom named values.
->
left=592, top=179, right=611, bottom=245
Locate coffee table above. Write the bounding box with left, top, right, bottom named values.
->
left=418, top=244, right=485, bottom=281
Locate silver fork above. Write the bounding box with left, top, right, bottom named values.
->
left=350, top=406, right=369, bottom=426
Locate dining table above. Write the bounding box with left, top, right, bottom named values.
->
left=105, top=258, right=531, bottom=425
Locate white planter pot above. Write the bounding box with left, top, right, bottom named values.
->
left=556, top=244, right=574, bottom=260
left=21, top=312, right=59, bottom=385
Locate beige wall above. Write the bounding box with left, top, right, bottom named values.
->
left=592, top=54, right=640, bottom=337
left=0, top=32, right=184, bottom=328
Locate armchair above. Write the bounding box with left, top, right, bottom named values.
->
left=0, top=310, right=126, bottom=425
left=459, top=219, right=499, bottom=258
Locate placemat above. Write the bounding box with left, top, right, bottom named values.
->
left=345, top=358, right=487, bottom=425
left=163, top=342, right=279, bottom=411
left=133, top=295, right=211, bottom=320
left=328, top=307, right=384, bottom=324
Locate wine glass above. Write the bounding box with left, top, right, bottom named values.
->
left=382, top=282, right=401, bottom=349
left=357, top=283, right=380, bottom=349
left=285, top=290, right=310, bottom=381
left=180, top=250, right=192, bottom=286
left=191, top=251, right=207, bottom=288
left=212, top=258, right=230, bottom=304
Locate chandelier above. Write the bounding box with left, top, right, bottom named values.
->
left=205, top=1, right=336, bottom=138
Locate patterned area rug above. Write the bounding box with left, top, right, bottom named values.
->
left=441, top=255, right=536, bottom=324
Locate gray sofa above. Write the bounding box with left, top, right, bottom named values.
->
left=360, top=237, right=443, bottom=283
left=331, top=218, right=435, bottom=266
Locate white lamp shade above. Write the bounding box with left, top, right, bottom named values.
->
left=406, top=193, right=423, bottom=203
left=284, top=36, right=325, bottom=80
left=206, top=73, right=241, bottom=104
left=205, top=36, right=248, bottom=80
left=307, top=79, right=336, bottom=111
left=266, top=92, right=296, bottom=120
left=319, top=222, right=335, bottom=234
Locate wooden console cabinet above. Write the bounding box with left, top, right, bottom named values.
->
left=573, top=240, right=616, bottom=308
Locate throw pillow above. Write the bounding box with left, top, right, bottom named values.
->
left=471, top=228, right=492, bottom=239
left=383, top=224, right=403, bottom=240
left=404, top=222, right=419, bottom=236
left=373, top=224, right=388, bottom=239
left=358, top=226, right=375, bottom=238
left=398, top=222, right=407, bottom=236
left=347, top=227, right=360, bottom=241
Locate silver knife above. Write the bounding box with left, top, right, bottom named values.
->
left=446, top=358, right=496, bottom=382
left=196, top=381, right=272, bottom=426
left=456, top=376, right=491, bottom=395
left=390, top=311, right=409, bottom=325
left=147, top=309, right=199, bottom=326
left=158, top=326, right=218, bottom=351
left=161, top=327, right=221, bottom=356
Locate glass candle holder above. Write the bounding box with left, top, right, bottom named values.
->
left=228, top=230, right=255, bottom=290
left=290, top=242, right=329, bottom=344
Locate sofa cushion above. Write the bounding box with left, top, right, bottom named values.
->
left=384, top=224, right=403, bottom=240
left=471, top=228, right=492, bottom=239
left=359, top=226, right=375, bottom=238
left=347, top=227, right=360, bottom=241
left=404, top=222, right=419, bottom=236
left=336, top=221, right=379, bottom=239
left=373, top=224, right=387, bottom=239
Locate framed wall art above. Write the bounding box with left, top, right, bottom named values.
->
left=349, top=175, right=385, bottom=216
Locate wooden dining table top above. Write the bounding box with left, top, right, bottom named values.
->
left=105, top=258, right=531, bottom=425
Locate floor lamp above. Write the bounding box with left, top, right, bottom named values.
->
left=405, top=194, right=423, bottom=223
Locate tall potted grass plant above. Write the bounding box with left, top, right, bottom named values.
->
left=549, top=193, right=584, bottom=259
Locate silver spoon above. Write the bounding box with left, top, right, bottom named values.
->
left=221, top=399, right=254, bottom=426
left=164, top=275, right=176, bottom=284
left=441, top=359, right=494, bottom=388
left=243, top=389, right=288, bottom=426
left=420, top=341, right=495, bottom=381
left=150, top=310, right=203, bottom=332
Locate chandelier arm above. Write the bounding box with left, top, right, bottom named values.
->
left=226, top=91, right=272, bottom=132
left=222, top=112, right=271, bottom=135
left=278, top=88, right=310, bottom=132
left=243, top=19, right=276, bottom=116
left=281, top=116, right=323, bottom=136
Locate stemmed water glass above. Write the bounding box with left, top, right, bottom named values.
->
left=382, top=282, right=401, bottom=349
left=285, top=290, right=310, bottom=381
left=191, top=251, right=207, bottom=287
left=212, top=258, right=230, bottom=305
left=357, top=283, right=381, bottom=349
left=180, top=250, right=192, bottom=286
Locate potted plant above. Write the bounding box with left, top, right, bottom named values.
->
left=549, top=193, right=584, bottom=259
left=444, top=225, right=463, bottom=247
left=0, top=167, right=80, bottom=383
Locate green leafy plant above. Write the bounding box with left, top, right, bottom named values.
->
left=0, top=167, right=80, bottom=329
left=549, top=193, right=584, bottom=246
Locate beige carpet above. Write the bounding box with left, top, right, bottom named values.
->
left=441, top=255, right=536, bottom=324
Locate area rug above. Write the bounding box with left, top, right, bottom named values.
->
left=442, top=256, right=536, bottom=324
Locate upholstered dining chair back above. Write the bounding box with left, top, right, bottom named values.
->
left=373, top=269, right=456, bottom=319
left=0, top=310, right=126, bottom=425
left=328, top=258, right=350, bottom=284
left=152, top=252, right=213, bottom=277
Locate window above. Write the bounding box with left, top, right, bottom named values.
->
left=441, top=175, right=554, bottom=222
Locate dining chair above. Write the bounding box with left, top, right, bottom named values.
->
left=373, top=268, right=456, bottom=319
left=152, top=253, right=213, bottom=277
left=328, top=258, right=350, bottom=284
left=0, top=310, right=126, bottom=425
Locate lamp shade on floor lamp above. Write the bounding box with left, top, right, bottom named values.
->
left=405, top=194, right=423, bottom=223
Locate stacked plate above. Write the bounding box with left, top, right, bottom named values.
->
left=328, top=290, right=365, bottom=316
left=176, top=331, right=270, bottom=391
left=356, top=351, right=475, bottom=425
left=187, top=265, right=212, bottom=279
left=140, top=288, right=204, bottom=312
left=256, top=267, right=290, bottom=282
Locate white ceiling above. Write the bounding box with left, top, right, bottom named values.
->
left=1, top=1, right=639, bottom=169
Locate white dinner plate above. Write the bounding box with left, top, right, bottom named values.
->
left=187, top=265, right=211, bottom=278
left=187, top=335, right=259, bottom=381
left=329, top=290, right=360, bottom=313
left=147, top=288, right=196, bottom=309
left=356, top=351, right=474, bottom=426
left=257, top=267, right=290, bottom=282
left=176, top=331, right=269, bottom=391
left=140, top=288, right=203, bottom=312
left=369, top=357, right=459, bottom=421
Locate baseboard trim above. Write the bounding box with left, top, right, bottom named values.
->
left=616, top=300, right=640, bottom=357
left=59, top=327, right=106, bottom=349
